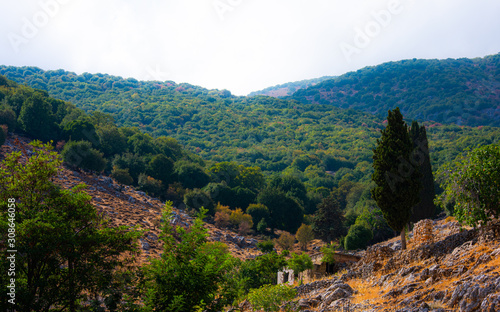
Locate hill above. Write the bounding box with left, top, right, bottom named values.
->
left=290, top=53, right=500, bottom=127
left=248, top=76, right=335, bottom=97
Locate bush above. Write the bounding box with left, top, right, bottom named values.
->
left=295, top=224, right=314, bottom=250
left=287, top=252, right=313, bottom=279
left=183, top=189, right=214, bottom=215
left=247, top=284, right=297, bottom=312
left=437, top=143, right=500, bottom=227
left=275, top=232, right=295, bottom=251
left=111, top=166, right=134, bottom=185
left=257, top=240, right=275, bottom=253
left=246, top=203, right=270, bottom=230
left=344, top=222, right=373, bottom=250
left=138, top=173, right=163, bottom=197
left=61, top=140, right=106, bottom=172
left=0, top=125, right=6, bottom=146
left=229, top=208, right=253, bottom=229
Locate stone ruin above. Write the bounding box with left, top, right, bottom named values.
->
left=413, top=219, right=434, bottom=246
left=277, top=267, right=294, bottom=285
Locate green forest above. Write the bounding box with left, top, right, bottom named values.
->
left=0, top=52, right=499, bottom=310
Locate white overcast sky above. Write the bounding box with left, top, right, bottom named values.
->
left=1, top=0, right=499, bottom=95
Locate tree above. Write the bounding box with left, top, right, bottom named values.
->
left=63, top=118, right=99, bottom=146
left=258, top=187, right=304, bottom=233
left=275, top=232, right=295, bottom=252
left=174, top=160, right=210, bottom=189
left=295, top=224, right=314, bottom=250
left=410, top=120, right=436, bottom=222
left=61, top=140, right=107, bottom=172
left=112, top=153, right=147, bottom=184
left=312, top=195, right=346, bottom=242
left=111, top=166, right=134, bottom=185
left=246, top=203, right=270, bottom=230
left=184, top=188, right=215, bottom=215
left=147, top=154, right=174, bottom=185
left=96, top=125, right=128, bottom=157
left=138, top=173, right=163, bottom=197
left=0, top=141, right=141, bottom=311
left=437, top=143, right=500, bottom=227
left=143, top=204, right=238, bottom=311
left=344, top=222, right=373, bottom=250
left=287, top=252, right=313, bottom=281
left=18, top=93, right=59, bottom=141
left=371, top=108, right=421, bottom=250
left=258, top=240, right=275, bottom=253
left=247, top=284, right=297, bottom=312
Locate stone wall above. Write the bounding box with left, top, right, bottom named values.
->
left=413, top=219, right=434, bottom=246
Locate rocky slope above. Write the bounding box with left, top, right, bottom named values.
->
left=293, top=218, right=500, bottom=312
left=0, top=134, right=263, bottom=265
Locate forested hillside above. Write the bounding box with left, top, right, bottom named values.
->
left=1, top=63, right=499, bottom=250
left=290, top=54, right=500, bottom=127
left=248, top=76, right=335, bottom=97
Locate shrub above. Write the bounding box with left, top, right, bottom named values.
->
left=344, top=222, right=373, bottom=250
left=246, top=203, right=270, bottom=230
left=275, top=232, right=295, bottom=251
left=247, top=284, right=297, bottom=312
left=61, top=140, right=106, bottom=172
left=138, top=173, right=163, bottom=197
left=287, top=252, right=313, bottom=280
left=229, top=208, right=253, bottom=229
left=257, top=240, right=275, bottom=253
left=183, top=189, right=214, bottom=215
left=111, top=166, right=133, bottom=185
left=437, top=143, right=500, bottom=227
left=295, top=224, right=314, bottom=250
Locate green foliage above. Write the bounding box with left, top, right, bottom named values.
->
left=344, top=222, right=373, bottom=250
left=275, top=231, right=295, bottom=251
left=112, top=153, right=147, bottom=183
left=371, top=108, right=421, bottom=249
left=247, top=284, right=297, bottom=312
left=18, top=92, right=59, bottom=141
left=258, top=187, right=304, bottom=233
left=61, top=140, right=107, bottom=172
left=321, top=243, right=340, bottom=265
left=246, top=203, right=270, bottom=230
left=138, top=173, right=163, bottom=197
left=147, top=154, right=174, bottom=184
left=291, top=54, right=500, bottom=127
left=287, top=252, right=313, bottom=277
left=96, top=125, right=128, bottom=157
left=312, top=195, right=346, bottom=242
left=410, top=120, right=436, bottom=222
left=257, top=218, right=268, bottom=234
left=295, top=223, right=314, bottom=250
left=184, top=188, right=215, bottom=215
left=258, top=240, right=275, bottom=253
left=238, top=252, right=287, bottom=292
left=63, top=118, right=99, bottom=145
left=0, top=106, right=17, bottom=131
left=111, top=166, right=134, bottom=185
left=175, top=160, right=210, bottom=189
left=143, top=204, right=238, bottom=312
left=437, top=143, right=500, bottom=227
left=0, top=126, right=5, bottom=146
left=0, top=141, right=141, bottom=311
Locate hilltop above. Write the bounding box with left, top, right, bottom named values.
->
left=290, top=54, right=500, bottom=127
left=248, top=76, right=335, bottom=97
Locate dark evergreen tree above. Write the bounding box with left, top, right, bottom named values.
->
left=409, top=121, right=436, bottom=222
left=312, top=195, right=346, bottom=242
left=18, top=93, right=59, bottom=141
left=257, top=187, right=304, bottom=233
left=371, top=108, right=421, bottom=250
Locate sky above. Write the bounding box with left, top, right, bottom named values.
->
left=1, top=0, right=499, bottom=96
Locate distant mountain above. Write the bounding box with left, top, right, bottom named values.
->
left=248, top=76, right=335, bottom=97
left=290, top=54, right=500, bottom=127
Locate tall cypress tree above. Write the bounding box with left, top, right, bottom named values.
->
left=410, top=121, right=436, bottom=222
left=371, top=108, right=421, bottom=250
